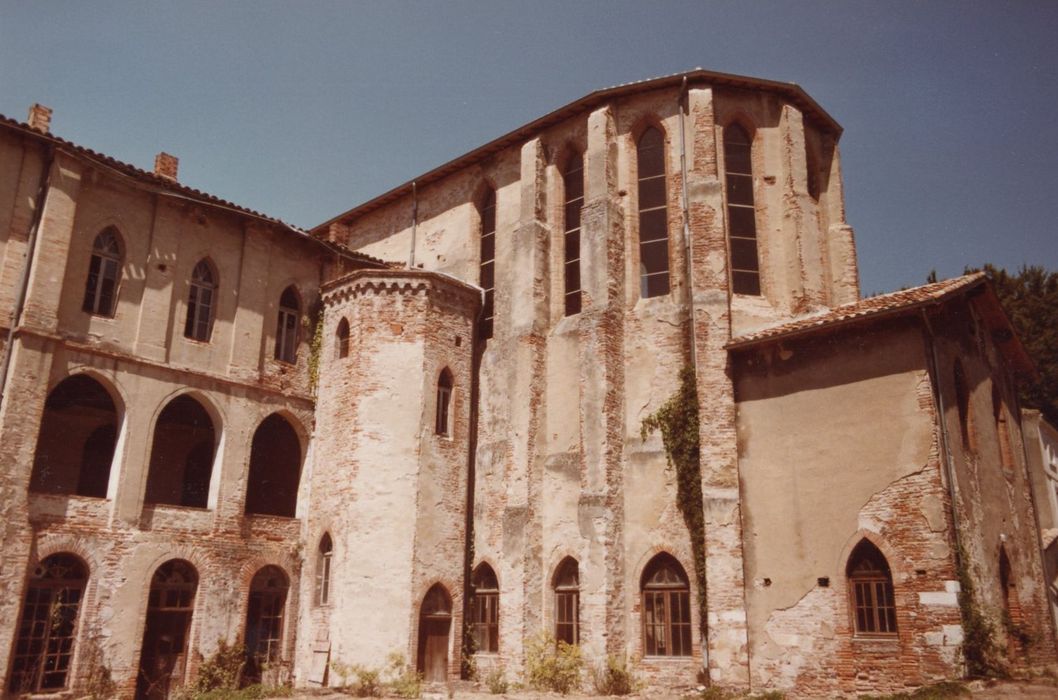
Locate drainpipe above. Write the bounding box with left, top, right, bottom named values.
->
left=0, top=144, right=55, bottom=405
left=408, top=181, right=419, bottom=268
left=678, top=76, right=698, bottom=369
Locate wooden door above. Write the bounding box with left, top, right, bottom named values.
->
left=419, top=617, right=450, bottom=682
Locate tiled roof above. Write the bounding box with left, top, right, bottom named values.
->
left=0, top=113, right=389, bottom=268
left=726, top=273, right=988, bottom=349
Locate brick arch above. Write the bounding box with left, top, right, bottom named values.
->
left=472, top=557, right=501, bottom=587
left=629, top=113, right=669, bottom=148
left=720, top=112, right=760, bottom=143
left=835, top=529, right=906, bottom=583
left=553, top=140, right=586, bottom=174
left=148, top=387, right=226, bottom=442
left=631, top=543, right=696, bottom=595
left=30, top=535, right=99, bottom=576
left=59, top=366, right=128, bottom=417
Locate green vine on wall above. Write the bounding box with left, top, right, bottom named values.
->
left=955, top=544, right=1003, bottom=678
left=641, top=365, right=708, bottom=638
left=306, top=302, right=324, bottom=394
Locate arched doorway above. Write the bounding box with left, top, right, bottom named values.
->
left=136, top=560, right=198, bottom=700
left=416, top=584, right=451, bottom=683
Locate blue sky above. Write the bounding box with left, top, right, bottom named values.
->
left=2, top=1, right=1056, bottom=295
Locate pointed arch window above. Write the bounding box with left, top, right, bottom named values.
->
left=336, top=318, right=350, bottom=359
left=471, top=563, right=499, bottom=653
left=641, top=553, right=691, bottom=656
left=245, top=566, right=289, bottom=681
left=553, top=557, right=580, bottom=646
left=724, top=124, right=761, bottom=295
left=275, top=286, right=300, bottom=364
left=185, top=259, right=217, bottom=342
left=479, top=188, right=496, bottom=339
left=847, top=540, right=897, bottom=636
left=83, top=228, right=122, bottom=316
left=316, top=534, right=333, bottom=606
left=992, top=385, right=1015, bottom=474
left=436, top=368, right=453, bottom=436
left=562, top=152, right=584, bottom=315
left=637, top=127, right=670, bottom=298
left=9, top=554, right=88, bottom=694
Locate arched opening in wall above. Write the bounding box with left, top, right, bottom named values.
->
left=335, top=318, right=350, bottom=360
left=136, top=560, right=198, bottom=700
left=992, top=385, right=1015, bottom=475
left=244, top=566, right=289, bottom=684
left=82, top=227, right=123, bottom=316
left=846, top=539, right=897, bottom=637
left=435, top=368, right=453, bottom=436
left=244, top=414, right=302, bottom=518
left=184, top=259, right=217, bottom=342
left=553, top=557, right=580, bottom=646
left=8, top=554, right=88, bottom=694
left=470, top=563, right=498, bottom=653
left=315, top=534, right=333, bottom=606
left=561, top=151, right=584, bottom=315
left=641, top=553, right=691, bottom=657
left=998, top=546, right=1023, bottom=656
left=30, top=374, right=119, bottom=498
left=416, top=584, right=451, bottom=683
left=723, top=123, right=761, bottom=296
left=144, top=395, right=216, bottom=509
left=274, top=286, right=300, bottom=364
left=636, top=126, right=670, bottom=299
left=478, top=188, right=496, bottom=340
left=954, top=360, right=976, bottom=452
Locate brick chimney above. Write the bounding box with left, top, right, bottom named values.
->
left=27, top=104, right=52, bottom=133
left=154, top=152, right=179, bottom=181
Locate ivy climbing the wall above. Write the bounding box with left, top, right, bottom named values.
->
left=641, top=365, right=708, bottom=638
left=307, top=302, right=324, bottom=394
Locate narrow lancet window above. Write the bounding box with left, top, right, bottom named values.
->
left=336, top=318, right=350, bottom=359
left=83, top=228, right=122, bottom=316
left=847, top=540, right=897, bottom=636
left=553, top=557, right=580, bottom=646
left=562, top=152, right=584, bottom=315
left=637, top=127, right=670, bottom=298
left=185, top=259, right=216, bottom=342
left=479, top=188, right=496, bottom=339
left=724, top=124, right=761, bottom=295
left=275, top=286, right=300, bottom=363
left=471, top=564, right=499, bottom=653
left=436, top=368, right=453, bottom=436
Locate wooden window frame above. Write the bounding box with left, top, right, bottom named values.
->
left=847, top=541, right=898, bottom=638
left=553, top=558, right=579, bottom=646
left=246, top=567, right=288, bottom=669
left=315, top=535, right=333, bottom=607
left=274, top=287, right=300, bottom=364
left=82, top=228, right=122, bottom=317
left=470, top=565, right=499, bottom=653
left=636, top=126, right=671, bottom=299
left=561, top=152, right=584, bottom=316
left=435, top=370, right=453, bottom=437
left=641, top=555, right=692, bottom=657
left=723, top=124, right=762, bottom=296
left=185, top=260, right=217, bottom=342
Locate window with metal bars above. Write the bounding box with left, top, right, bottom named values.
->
left=637, top=127, right=670, bottom=298
left=846, top=540, right=897, bottom=636
left=471, top=564, right=499, bottom=653
left=184, top=259, right=217, bottom=342
left=562, top=152, right=584, bottom=315
left=274, top=287, right=300, bottom=363
left=245, top=566, right=289, bottom=680
left=316, top=534, right=333, bottom=606
left=82, top=228, right=122, bottom=316
left=479, top=189, right=496, bottom=339
left=553, top=557, right=579, bottom=646
left=641, top=553, right=691, bottom=657
left=9, top=555, right=87, bottom=694
left=723, top=124, right=761, bottom=296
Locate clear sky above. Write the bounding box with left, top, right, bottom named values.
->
left=2, top=1, right=1056, bottom=295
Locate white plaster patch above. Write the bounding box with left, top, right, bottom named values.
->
left=942, top=624, right=964, bottom=645
left=944, top=579, right=961, bottom=593
left=918, top=591, right=959, bottom=606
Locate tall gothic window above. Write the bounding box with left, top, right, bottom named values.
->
left=471, top=563, right=499, bottom=653
left=316, top=534, right=333, bottom=606
left=335, top=318, right=350, bottom=359
left=479, top=188, right=496, bottom=339
left=185, top=259, right=217, bottom=342
left=562, top=152, right=584, bottom=315
left=274, top=286, right=300, bottom=364
left=724, top=124, right=761, bottom=295
left=553, top=557, right=580, bottom=646
left=641, top=553, right=691, bottom=657
left=637, top=127, right=670, bottom=298
left=82, top=228, right=122, bottom=316
left=846, top=539, right=897, bottom=636
left=436, top=368, right=453, bottom=436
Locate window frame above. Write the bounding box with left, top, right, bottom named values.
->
left=82, top=228, right=123, bottom=317
left=245, top=566, right=289, bottom=669
left=435, top=369, right=453, bottom=436
left=640, top=554, right=692, bottom=657
left=636, top=126, right=671, bottom=299
left=184, top=259, right=217, bottom=342
left=479, top=188, right=497, bottom=339
left=316, top=534, right=333, bottom=607
left=553, top=558, right=580, bottom=646
left=274, top=287, right=300, bottom=364
left=470, top=564, right=499, bottom=654
left=561, top=151, right=584, bottom=316
left=846, top=540, right=898, bottom=638
left=723, top=123, right=762, bottom=296
left=335, top=318, right=350, bottom=360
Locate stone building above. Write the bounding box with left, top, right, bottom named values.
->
left=0, top=69, right=1054, bottom=698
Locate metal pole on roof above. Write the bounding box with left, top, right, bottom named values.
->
left=408, top=180, right=418, bottom=269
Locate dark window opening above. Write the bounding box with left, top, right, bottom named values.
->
left=847, top=540, right=897, bottom=636
left=137, top=560, right=197, bottom=700
left=562, top=152, right=584, bottom=315
left=954, top=360, right=976, bottom=452
left=274, top=287, right=300, bottom=364
left=30, top=374, right=118, bottom=498
left=471, top=564, right=499, bottom=653
left=336, top=318, right=350, bottom=359
left=436, top=368, right=453, bottom=436
left=144, top=395, right=215, bottom=509
left=553, top=557, right=579, bottom=646
left=641, top=553, right=691, bottom=657
left=316, top=534, right=333, bottom=606
left=244, top=566, right=289, bottom=683
left=479, top=189, right=496, bottom=339
left=184, top=260, right=216, bottom=342
left=637, top=127, right=670, bottom=298
left=82, top=228, right=122, bottom=316
left=724, top=124, right=761, bottom=296
left=245, top=414, right=302, bottom=518
left=9, top=554, right=88, bottom=694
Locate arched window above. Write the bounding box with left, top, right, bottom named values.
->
left=724, top=124, right=761, bottom=296
left=274, top=286, right=300, bottom=364
left=245, top=413, right=302, bottom=518
left=436, top=368, right=453, bottom=436
left=82, top=228, right=122, bottom=316
left=846, top=539, right=897, bottom=636
left=637, top=127, right=670, bottom=298
left=144, top=395, right=216, bottom=509
left=553, top=557, right=579, bottom=646
left=335, top=318, right=350, bottom=360
left=30, top=374, right=119, bottom=498
left=954, top=360, right=976, bottom=452
left=641, top=553, right=691, bottom=657
left=471, top=563, right=499, bottom=653
left=245, top=566, right=289, bottom=682
left=185, top=259, right=217, bottom=342
left=417, top=584, right=452, bottom=682
left=479, top=188, right=496, bottom=339
left=137, top=560, right=198, bottom=699
left=9, top=554, right=88, bottom=694
left=992, top=385, right=1015, bottom=474
left=316, top=534, right=333, bottom=606
left=562, top=152, right=584, bottom=315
